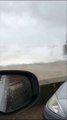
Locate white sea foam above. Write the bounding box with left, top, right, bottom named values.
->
left=0, top=44, right=66, bottom=66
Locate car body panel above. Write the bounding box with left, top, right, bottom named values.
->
left=44, top=81, right=67, bottom=120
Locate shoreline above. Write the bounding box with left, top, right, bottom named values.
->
left=0, top=60, right=67, bottom=85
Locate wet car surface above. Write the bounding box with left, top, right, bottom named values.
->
left=0, top=82, right=62, bottom=120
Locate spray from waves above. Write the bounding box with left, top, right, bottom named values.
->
left=0, top=44, right=66, bottom=66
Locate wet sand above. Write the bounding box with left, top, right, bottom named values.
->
left=0, top=60, right=67, bottom=85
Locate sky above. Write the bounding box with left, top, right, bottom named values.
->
left=0, top=1, right=67, bottom=65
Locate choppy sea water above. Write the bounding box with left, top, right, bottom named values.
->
left=0, top=45, right=66, bottom=66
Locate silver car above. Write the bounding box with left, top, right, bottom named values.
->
left=44, top=81, right=67, bottom=120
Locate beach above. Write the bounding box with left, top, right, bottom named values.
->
left=0, top=60, right=67, bottom=85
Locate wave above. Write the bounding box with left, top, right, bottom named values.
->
left=0, top=45, right=66, bottom=66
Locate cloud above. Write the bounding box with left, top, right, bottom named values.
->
left=0, top=1, right=66, bottom=26
left=0, top=1, right=66, bottom=65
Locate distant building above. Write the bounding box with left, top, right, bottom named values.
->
left=63, top=39, right=67, bottom=56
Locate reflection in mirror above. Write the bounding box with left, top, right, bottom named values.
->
left=0, top=75, right=32, bottom=113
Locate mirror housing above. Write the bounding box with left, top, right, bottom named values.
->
left=0, top=70, right=39, bottom=114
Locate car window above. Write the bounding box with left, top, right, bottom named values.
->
left=0, top=1, right=66, bottom=119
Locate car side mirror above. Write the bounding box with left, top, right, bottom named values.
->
left=0, top=70, right=39, bottom=113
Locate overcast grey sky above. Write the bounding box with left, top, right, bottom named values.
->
left=0, top=1, right=67, bottom=65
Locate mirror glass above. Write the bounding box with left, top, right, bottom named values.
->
left=0, top=74, right=32, bottom=113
